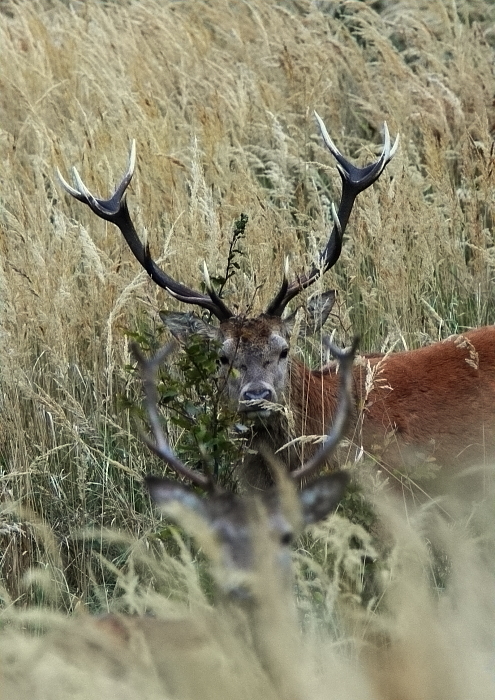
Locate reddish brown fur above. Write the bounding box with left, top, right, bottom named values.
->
left=287, top=327, right=495, bottom=493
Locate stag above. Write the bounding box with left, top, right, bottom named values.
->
left=58, top=114, right=495, bottom=496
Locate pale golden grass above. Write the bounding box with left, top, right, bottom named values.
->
left=0, top=0, right=494, bottom=676
left=0, top=493, right=494, bottom=699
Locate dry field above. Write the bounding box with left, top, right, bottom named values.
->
left=1, top=0, right=495, bottom=696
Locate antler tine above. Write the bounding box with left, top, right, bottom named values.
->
left=58, top=144, right=234, bottom=322
left=290, top=336, right=359, bottom=483
left=130, top=341, right=214, bottom=491
left=265, top=114, right=399, bottom=317
left=57, top=140, right=137, bottom=213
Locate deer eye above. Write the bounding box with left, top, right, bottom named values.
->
left=280, top=530, right=293, bottom=546
left=219, top=355, right=230, bottom=366
left=279, top=348, right=289, bottom=360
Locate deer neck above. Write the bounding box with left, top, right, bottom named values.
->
left=216, top=544, right=303, bottom=697
left=240, top=417, right=293, bottom=490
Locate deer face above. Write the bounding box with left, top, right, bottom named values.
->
left=145, top=472, right=348, bottom=599
left=160, top=295, right=346, bottom=418
left=219, top=316, right=291, bottom=416
left=161, top=311, right=293, bottom=417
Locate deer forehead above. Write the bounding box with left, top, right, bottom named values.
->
left=205, top=492, right=293, bottom=531
left=207, top=497, right=295, bottom=566
left=220, top=316, right=289, bottom=353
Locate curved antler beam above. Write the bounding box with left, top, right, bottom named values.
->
left=58, top=143, right=234, bottom=322
left=130, top=341, right=215, bottom=492
left=265, top=115, right=399, bottom=317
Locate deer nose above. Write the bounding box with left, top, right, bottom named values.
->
left=242, top=388, right=273, bottom=403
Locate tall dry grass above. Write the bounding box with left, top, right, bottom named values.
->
left=0, top=1, right=495, bottom=692
left=1, top=487, right=494, bottom=699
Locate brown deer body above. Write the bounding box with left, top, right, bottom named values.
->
left=192, top=315, right=495, bottom=491
left=59, top=114, right=495, bottom=494
left=288, top=326, right=495, bottom=491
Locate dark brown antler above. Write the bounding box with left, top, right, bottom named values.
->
left=132, top=336, right=357, bottom=490
left=265, top=113, right=399, bottom=317
left=57, top=143, right=234, bottom=322
left=59, top=116, right=396, bottom=321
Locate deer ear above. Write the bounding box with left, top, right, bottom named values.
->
left=300, top=290, right=337, bottom=337
left=159, top=311, right=221, bottom=342
left=281, top=309, right=298, bottom=335
left=298, top=471, right=349, bottom=525
left=144, top=476, right=208, bottom=518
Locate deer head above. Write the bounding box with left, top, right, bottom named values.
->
left=132, top=338, right=356, bottom=597
left=58, top=114, right=398, bottom=418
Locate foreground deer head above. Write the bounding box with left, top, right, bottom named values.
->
left=132, top=338, right=356, bottom=596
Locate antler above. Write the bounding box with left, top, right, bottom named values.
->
left=290, top=336, right=358, bottom=483
left=57, top=143, right=234, bottom=322
left=265, top=113, right=399, bottom=316
left=130, top=341, right=215, bottom=491
left=59, top=117, right=396, bottom=321
left=132, top=336, right=357, bottom=490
